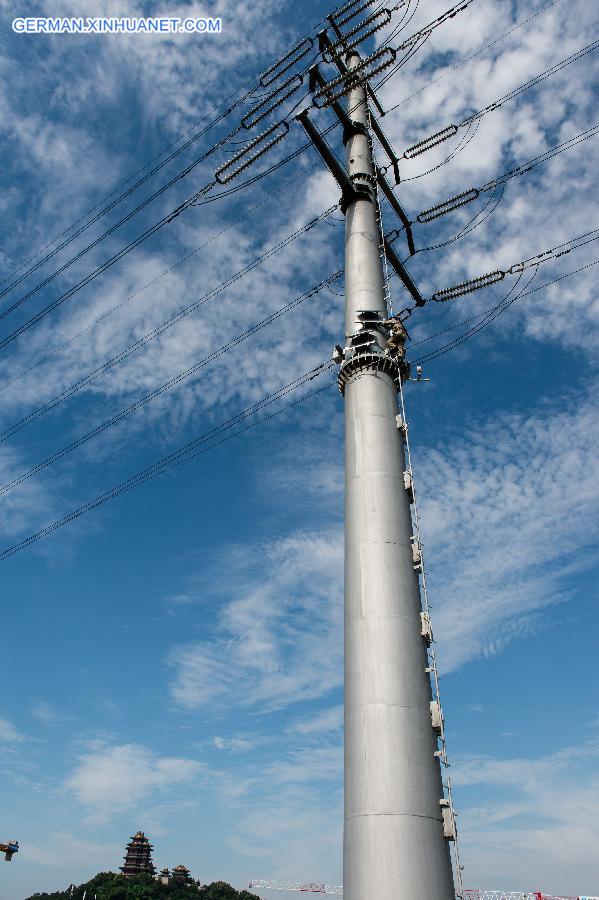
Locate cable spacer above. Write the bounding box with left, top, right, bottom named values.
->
left=337, top=351, right=409, bottom=394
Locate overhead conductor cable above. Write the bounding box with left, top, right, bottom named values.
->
left=430, top=227, right=599, bottom=303
left=241, top=75, right=304, bottom=129
left=414, top=123, right=599, bottom=223
left=402, top=38, right=599, bottom=157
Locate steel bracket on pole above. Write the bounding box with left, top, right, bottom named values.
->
left=370, top=117, right=401, bottom=185
left=383, top=239, right=426, bottom=307
left=377, top=171, right=416, bottom=256
left=296, top=109, right=372, bottom=213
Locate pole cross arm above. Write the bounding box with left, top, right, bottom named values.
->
left=377, top=172, right=416, bottom=256
left=296, top=110, right=371, bottom=211
left=370, top=117, right=401, bottom=185
left=383, top=239, right=426, bottom=307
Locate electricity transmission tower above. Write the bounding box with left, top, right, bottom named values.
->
left=296, top=30, right=457, bottom=899
left=8, top=0, right=563, bottom=894
left=3, top=3, right=599, bottom=894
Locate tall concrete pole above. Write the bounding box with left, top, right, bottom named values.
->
left=341, top=52, right=456, bottom=900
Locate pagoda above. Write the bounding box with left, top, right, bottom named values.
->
left=120, top=831, right=155, bottom=877
left=171, top=864, right=192, bottom=882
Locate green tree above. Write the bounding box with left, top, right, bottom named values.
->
left=26, top=873, right=260, bottom=900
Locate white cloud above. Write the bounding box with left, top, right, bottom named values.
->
left=217, top=741, right=343, bottom=884
left=0, top=446, right=54, bottom=540
left=416, top=389, right=599, bottom=671
left=454, top=739, right=599, bottom=895
left=264, top=745, right=342, bottom=785
left=375, top=0, right=599, bottom=350
left=22, top=832, right=120, bottom=870
left=286, top=705, right=344, bottom=735
left=213, top=735, right=256, bottom=753
left=64, top=742, right=202, bottom=821
left=0, top=716, right=24, bottom=743
left=30, top=700, right=73, bottom=725
left=168, top=529, right=343, bottom=712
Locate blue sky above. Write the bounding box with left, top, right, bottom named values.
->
left=0, top=0, right=598, bottom=898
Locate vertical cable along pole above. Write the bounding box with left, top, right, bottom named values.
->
left=340, top=51, right=456, bottom=900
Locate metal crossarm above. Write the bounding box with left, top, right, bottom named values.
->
left=377, top=173, right=415, bottom=254
left=383, top=239, right=425, bottom=306
left=296, top=109, right=370, bottom=210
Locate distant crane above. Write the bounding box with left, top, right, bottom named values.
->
left=249, top=882, right=342, bottom=895
left=249, top=883, right=598, bottom=900
left=0, top=840, right=19, bottom=861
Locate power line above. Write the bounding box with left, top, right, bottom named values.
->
left=409, top=253, right=599, bottom=351
left=402, top=184, right=505, bottom=258
left=0, top=364, right=335, bottom=561
left=0, top=180, right=210, bottom=349
left=409, top=122, right=599, bottom=229
left=0, top=206, right=338, bottom=442
left=0, top=9, right=341, bottom=293
left=388, top=121, right=599, bottom=255
left=374, top=0, right=478, bottom=92
left=0, top=165, right=317, bottom=397
left=0, top=271, right=342, bottom=496
left=414, top=270, right=529, bottom=362
left=398, top=38, right=599, bottom=162
left=0, top=152, right=221, bottom=323
left=422, top=225, right=599, bottom=306
left=0, top=88, right=322, bottom=347
left=0, top=69, right=320, bottom=319
left=412, top=250, right=599, bottom=363
left=0, top=87, right=254, bottom=301
left=6, top=14, right=584, bottom=352
left=382, top=0, right=562, bottom=113
left=3, top=4, right=591, bottom=346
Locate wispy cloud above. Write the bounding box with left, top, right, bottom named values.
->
left=416, top=388, right=599, bottom=670
left=454, top=738, right=599, bottom=893
left=0, top=715, right=24, bottom=743
left=168, top=529, right=343, bottom=712
left=213, top=735, right=256, bottom=753
left=376, top=0, right=599, bottom=351
left=286, top=705, right=344, bottom=736
left=30, top=700, right=73, bottom=726
left=64, top=741, right=203, bottom=822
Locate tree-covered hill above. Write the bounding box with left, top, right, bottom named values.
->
left=25, top=871, right=261, bottom=900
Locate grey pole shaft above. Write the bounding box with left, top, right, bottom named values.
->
left=342, top=53, right=456, bottom=900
